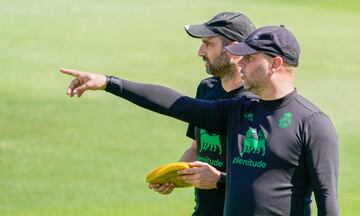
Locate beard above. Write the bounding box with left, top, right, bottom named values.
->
left=205, top=51, right=236, bottom=78
left=241, top=65, right=268, bottom=95
left=243, top=78, right=267, bottom=95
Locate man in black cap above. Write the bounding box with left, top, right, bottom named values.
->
left=147, top=12, right=255, bottom=216
left=60, top=25, right=339, bottom=215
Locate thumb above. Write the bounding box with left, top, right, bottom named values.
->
left=73, top=83, right=89, bottom=97
left=148, top=183, right=159, bottom=189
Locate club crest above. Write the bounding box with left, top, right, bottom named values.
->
left=277, top=112, right=293, bottom=129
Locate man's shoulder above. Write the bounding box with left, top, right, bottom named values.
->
left=198, top=76, right=221, bottom=89
left=294, top=94, right=322, bottom=115
left=197, top=77, right=257, bottom=99
left=292, top=94, right=335, bottom=127
left=195, top=77, right=222, bottom=99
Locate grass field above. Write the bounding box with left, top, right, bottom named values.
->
left=1, top=0, right=359, bottom=215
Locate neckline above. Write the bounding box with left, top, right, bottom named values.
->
left=217, top=77, right=245, bottom=95
left=259, top=89, right=297, bottom=109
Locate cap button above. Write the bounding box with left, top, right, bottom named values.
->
left=280, top=24, right=285, bottom=27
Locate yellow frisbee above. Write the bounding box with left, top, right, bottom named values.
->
left=145, top=162, right=192, bottom=187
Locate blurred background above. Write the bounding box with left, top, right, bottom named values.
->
left=1, top=0, right=359, bottom=215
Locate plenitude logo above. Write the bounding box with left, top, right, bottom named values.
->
left=240, top=128, right=266, bottom=157
left=233, top=127, right=267, bottom=169
left=197, top=129, right=224, bottom=168
left=199, top=129, right=222, bottom=155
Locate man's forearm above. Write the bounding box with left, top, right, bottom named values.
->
left=105, top=76, right=226, bottom=135
left=105, top=76, right=183, bottom=114
left=179, top=140, right=197, bottom=162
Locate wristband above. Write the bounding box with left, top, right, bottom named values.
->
left=216, top=172, right=226, bottom=190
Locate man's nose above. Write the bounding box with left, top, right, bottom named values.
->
left=198, top=44, right=206, bottom=57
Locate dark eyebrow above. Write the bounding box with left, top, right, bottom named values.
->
left=248, top=54, right=257, bottom=58
left=201, top=38, right=210, bottom=43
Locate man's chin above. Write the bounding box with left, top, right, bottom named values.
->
left=211, top=70, right=227, bottom=78
left=206, top=67, right=227, bottom=77
left=205, top=68, right=214, bottom=76
left=244, top=85, right=250, bottom=91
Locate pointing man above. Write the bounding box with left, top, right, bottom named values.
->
left=61, top=25, right=339, bottom=215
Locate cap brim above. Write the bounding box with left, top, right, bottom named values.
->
left=184, top=24, right=218, bottom=38
left=225, top=43, right=259, bottom=56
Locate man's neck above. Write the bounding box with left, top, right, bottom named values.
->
left=259, top=76, right=295, bottom=100
left=260, top=87, right=294, bottom=100
left=220, top=71, right=244, bottom=93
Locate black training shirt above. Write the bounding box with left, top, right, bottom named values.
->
left=105, top=77, right=339, bottom=216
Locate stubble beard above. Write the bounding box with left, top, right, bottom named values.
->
left=241, top=68, right=268, bottom=96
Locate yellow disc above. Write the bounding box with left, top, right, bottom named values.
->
left=145, top=162, right=192, bottom=187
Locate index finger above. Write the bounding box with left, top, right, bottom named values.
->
left=60, top=68, right=82, bottom=77
left=188, top=161, right=207, bottom=167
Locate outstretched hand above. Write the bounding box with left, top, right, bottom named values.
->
left=177, top=161, right=221, bottom=189
left=60, top=68, right=107, bottom=97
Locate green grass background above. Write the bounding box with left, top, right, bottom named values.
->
left=1, top=0, right=359, bottom=215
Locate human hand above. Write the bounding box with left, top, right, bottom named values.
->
left=148, top=183, right=175, bottom=195
left=60, top=68, right=107, bottom=97
left=177, top=161, right=220, bottom=189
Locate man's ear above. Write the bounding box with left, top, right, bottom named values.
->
left=225, top=41, right=241, bottom=62
left=271, top=56, right=283, bottom=72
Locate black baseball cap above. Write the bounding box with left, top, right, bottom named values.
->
left=184, top=12, right=255, bottom=42
left=225, top=25, right=301, bottom=66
